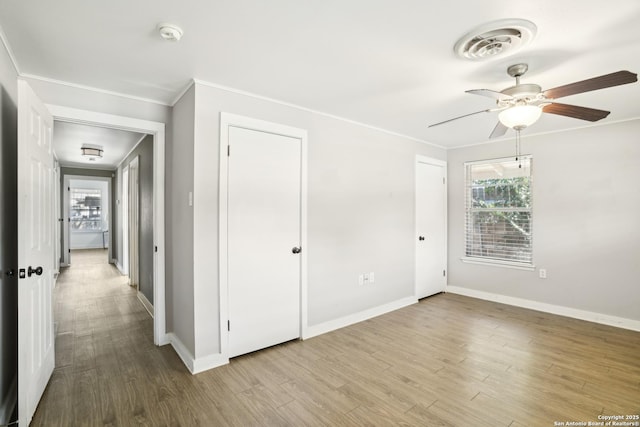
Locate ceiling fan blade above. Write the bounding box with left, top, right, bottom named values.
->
left=466, top=89, right=513, bottom=101
left=543, top=70, right=638, bottom=99
left=489, top=121, right=508, bottom=139
left=428, top=109, right=491, bottom=128
left=542, top=102, right=610, bottom=122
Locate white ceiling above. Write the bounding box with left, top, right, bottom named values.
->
left=1, top=0, right=639, bottom=148
left=53, top=121, right=145, bottom=169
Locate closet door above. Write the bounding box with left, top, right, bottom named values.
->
left=227, top=125, right=302, bottom=358
left=415, top=158, right=447, bottom=299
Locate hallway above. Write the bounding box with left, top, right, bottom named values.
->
left=31, top=249, right=185, bottom=425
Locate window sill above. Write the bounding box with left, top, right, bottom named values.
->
left=460, top=257, right=535, bottom=271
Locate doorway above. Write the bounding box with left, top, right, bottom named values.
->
left=415, top=156, right=447, bottom=299
left=219, top=113, right=308, bottom=359
left=48, top=105, right=167, bottom=346
left=62, top=175, right=112, bottom=266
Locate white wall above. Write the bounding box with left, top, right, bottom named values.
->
left=447, top=120, right=640, bottom=322
left=168, top=84, right=195, bottom=353
left=184, top=82, right=446, bottom=359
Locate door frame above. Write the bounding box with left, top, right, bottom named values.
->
left=218, top=112, right=308, bottom=360
left=47, top=104, right=168, bottom=346
left=63, top=175, right=113, bottom=263
left=414, top=155, right=448, bottom=298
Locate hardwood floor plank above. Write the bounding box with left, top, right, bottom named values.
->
left=32, top=249, right=640, bottom=426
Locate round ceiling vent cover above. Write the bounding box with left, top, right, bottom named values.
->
left=454, top=19, right=536, bottom=61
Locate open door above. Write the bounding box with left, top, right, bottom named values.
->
left=128, top=156, right=139, bottom=288
left=17, top=80, right=55, bottom=425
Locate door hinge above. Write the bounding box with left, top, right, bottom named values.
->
left=443, top=269, right=446, bottom=277
left=68, top=249, right=71, bottom=253
left=227, top=145, right=230, bottom=157
left=155, top=246, right=158, bottom=253
left=227, top=320, right=230, bottom=331
left=68, top=186, right=70, bottom=191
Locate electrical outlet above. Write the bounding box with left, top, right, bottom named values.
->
left=539, top=268, right=547, bottom=279
left=369, top=272, right=375, bottom=284
left=358, top=274, right=364, bottom=286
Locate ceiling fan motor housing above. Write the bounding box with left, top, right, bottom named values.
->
left=500, top=83, right=544, bottom=107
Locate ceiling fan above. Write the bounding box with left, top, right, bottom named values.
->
left=429, top=64, right=638, bottom=138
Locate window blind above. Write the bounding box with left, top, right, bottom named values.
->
left=465, top=157, right=533, bottom=264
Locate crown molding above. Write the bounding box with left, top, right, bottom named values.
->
left=192, top=78, right=446, bottom=150
left=0, top=24, right=20, bottom=75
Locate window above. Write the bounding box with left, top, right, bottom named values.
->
left=70, top=188, right=103, bottom=232
left=464, top=156, right=532, bottom=267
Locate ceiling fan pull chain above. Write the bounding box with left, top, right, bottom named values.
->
left=515, top=130, right=522, bottom=168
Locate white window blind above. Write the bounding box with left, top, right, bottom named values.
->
left=465, top=157, right=533, bottom=265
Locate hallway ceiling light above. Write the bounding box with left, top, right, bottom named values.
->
left=157, top=23, right=183, bottom=41
left=81, top=146, right=103, bottom=161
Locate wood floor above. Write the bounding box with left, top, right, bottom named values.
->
left=32, top=249, right=640, bottom=426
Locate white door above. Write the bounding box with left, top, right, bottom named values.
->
left=17, top=80, right=55, bottom=425
left=227, top=126, right=301, bottom=358
left=415, top=157, right=447, bottom=299
left=128, top=157, right=139, bottom=288
left=122, top=166, right=129, bottom=275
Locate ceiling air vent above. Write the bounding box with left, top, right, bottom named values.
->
left=454, top=19, right=537, bottom=61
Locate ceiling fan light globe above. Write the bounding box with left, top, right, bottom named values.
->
left=498, top=105, right=542, bottom=129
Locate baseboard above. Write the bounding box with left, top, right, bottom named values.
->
left=192, top=352, right=229, bottom=374
left=156, top=333, right=171, bottom=346
left=303, top=296, right=418, bottom=340
left=115, top=261, right=125, bottom=274
left=446, top=285, right=640, bottom=332
left=0, top=375, right=17, bottom=426
left=137, top=291, right=154, bottom=318
left=167, top=333, right=228, bottom=374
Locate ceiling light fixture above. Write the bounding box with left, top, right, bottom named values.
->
left=157, top=23, right=183, bottom=42
left=81, top=146, right=103, bottom=161
left=498, top=104, right=542, bottom=130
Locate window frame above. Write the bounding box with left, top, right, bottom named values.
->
left=461, top=156, right=535, bottom=271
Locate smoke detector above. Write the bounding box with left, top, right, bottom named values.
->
left=454, top=19, right=536, bottom=61
left=157, top=23, right=183, bottom=41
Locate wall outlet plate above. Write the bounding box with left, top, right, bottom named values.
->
left=539, top=268, right=547, bottom=279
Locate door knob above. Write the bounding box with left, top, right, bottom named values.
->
left=27, top=266, right=43, bottom=277
left=291, top=246, right=301, bottom=254
left=418, top=236, right=425, bottom=241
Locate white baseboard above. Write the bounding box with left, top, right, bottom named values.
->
left=137, top=291, right=154, bottom=318
left=446, top=286, right=640, bottom=332
left=0, top=375, right=17, bottom=425
left=156, top=333, right=170, bottom=346
left=303, top=296, right=418, bottom=340
left=167, top=333, right=228, bottom=375
left=115, top=261, right=125, bottom=274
